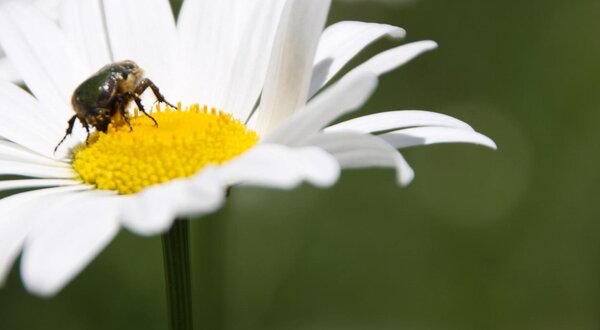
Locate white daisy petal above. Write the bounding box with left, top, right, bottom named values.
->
left=222, top=0, right=288, bottom=121
left=0, top=140, right=68, bottom=168
left=379, top=126, right=498, bottom=150
left=0, top=2, right=87, bottom=119
left=176, top=0, right=230, bottom=105
left=0, top=56, right=19, bottom=82
left=307, top=132, right=415, bottom=186
left=0, top=79, right=63, bottom=130
left=293, top=147, right=341, bottom=187
left=0, top=179, right=77, bottom=192
left=21, top=191, right=121, bottom=297
left=264, top=71, right=378, bottom=145
left=0, top=185, right=90, bottom=286
left=120, top=168, right=225, bottom=236
left=177, top=0, right=286, bottom=110
left=348, top=40, right=438, bottom=77
left=257, top=0, right=332, bottom=134
left=325, top=110, right=474, bottom=133
left=0, top=81, right=65, bottom=157
left=218, top=144, right=340, bottom=189
left=32, top=0, right=61, bottom=20
left=245, top=106, right=259, bottom=131
left=103, top=0, right=176, bottom=87
left=60, top=0, right=111, bottom=70
left=309, top=21, right=405, bottom=97
left=0, top=160, right=74, bottom=178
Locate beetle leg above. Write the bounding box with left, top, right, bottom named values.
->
left=54, top=115, right=78, bottom=153
left=126, top=92, right=158, bottom=127
left=84, top=124, right=91, bottom=144
left=120, top=101, right=133, bottom=131
left=113, top=95, right=133, bottom=131
left=135, top=78, right=176, bottom=109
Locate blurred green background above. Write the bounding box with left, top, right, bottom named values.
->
left=2, top=0, right=600, bottom=329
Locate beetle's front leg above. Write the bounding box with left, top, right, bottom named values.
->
left=83, top=124, right=91, bottom=144
left=125, top=92, right=158, bottom=127
left=113, top=95, right=133, bottom=131
left=135, top=78, right=176, bottom=109
left=54, top=115, right=78, bottom=153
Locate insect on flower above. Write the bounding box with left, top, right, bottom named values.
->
left=0, top=0, right=497, bottom=299
left=54, top=60, right=175, bottom=152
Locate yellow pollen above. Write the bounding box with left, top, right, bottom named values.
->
left=72, top=104, right=258, bottom=195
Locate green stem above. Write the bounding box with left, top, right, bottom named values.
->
left=162, top=219, right=193, bottom=330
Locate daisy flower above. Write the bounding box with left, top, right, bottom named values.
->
left=0, top=0, right=495, bottom=298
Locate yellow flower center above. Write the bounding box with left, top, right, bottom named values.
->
left=72, top=104, right=258, bottom=195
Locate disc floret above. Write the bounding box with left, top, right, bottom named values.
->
left=72, top=104, right=258, bottom=194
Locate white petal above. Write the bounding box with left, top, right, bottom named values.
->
left=294, top=147, right=341, bottom=187
left=221, top=0, right=287, bottom=121
left=0, top=160, right=74, bottom=178
left=120, top=168, right=225, bottom=236
left=257, top=0, right=332, bottom=134
left=0, top=179, right=78, bottom=192
left=306, top=132, right=415, bottom=186
left=175, top=0, right=231, bottom=105
left=60, top=0, right=111, bottom=70
left=0, top=140, right=69, bottom=167
left=0, top=80, right=65, bottom=157
left=379, top=126, right=498, bottom=149
left=264, top=71, right=378, bottom=145
left=21, top=191, right=121, bottom=297
left=325, top=110, right=474, bottom=133
left=0, top=185, right=90, bottom=286
left=176, top=0, right=285, bottom=111
left=32, top=0, right=61, bottom=20
left=218, top=144, right=340, bottom=189
left=103, top=0, right=176, bottom=90
left=0, top=2, right=87, bottom=119
left=348, top=40, right=438, bottom=77
left=0, top=56, right=20, bottom=82
left=309, top=21, right=405, bottom=97
left=245, top=109, right=258, bottom=131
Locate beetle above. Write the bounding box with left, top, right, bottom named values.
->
left=54, top=60, right=175, bottom=152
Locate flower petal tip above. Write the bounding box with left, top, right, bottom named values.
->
left=23, top=279, right=59, bottom=298
left=388, top=25, right=407, bottom=39
left=397, top=167, right=415, bottom=187
left=471, top=132, right=497, bottom=150
left=423, top=40, right=439, bottom=50
left=485, top=139, right=498, bottom=150
left=21, top=262, right=64, bottom=298
left=301, top=148, right=342, bottom=188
